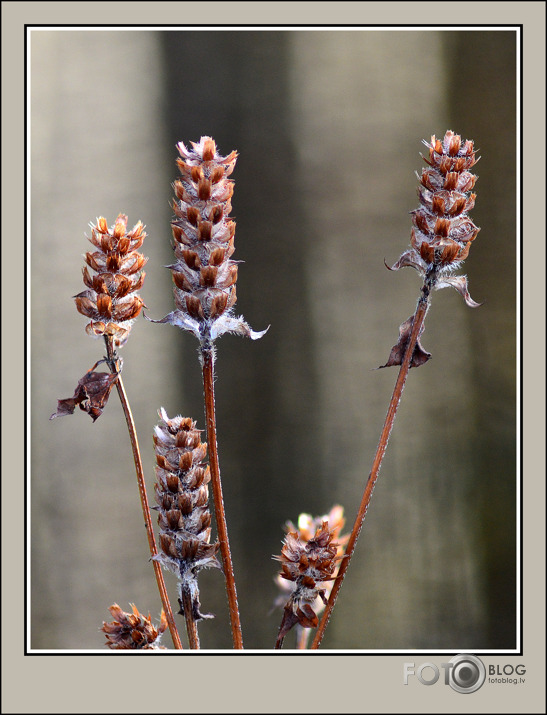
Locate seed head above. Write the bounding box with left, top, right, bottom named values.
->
left=74, top=214, right=147, bottom=348
left=274, top=506, right=348, bottom=644
left=387, top=130, right=481, bottom=307
left=153, top=408, right=220, bottom=621
left=101, top=603, right=167, bottom=649
left=155, top=138, right=267, bottom=345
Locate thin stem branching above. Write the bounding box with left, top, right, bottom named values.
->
left=104, top=336, right=183, bottom=650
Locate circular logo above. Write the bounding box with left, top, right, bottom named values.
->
left=447, top=654, right=486, bottom=694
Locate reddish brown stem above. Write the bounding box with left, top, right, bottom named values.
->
left=311, top=278, right=434, bottom=649
left=201, top=347, right=244, bottom=649
left=179, top=590, right=200, bottom=650
left=105, top=338, right=183, bottom=650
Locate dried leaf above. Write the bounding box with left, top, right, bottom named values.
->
left=435, top=275, right=482, bottom=307
left=50, top=369, right=118, bottom=422
left=296, top=603, right=319, bottom=629
left=384, top=251, right=426, bottom=275
left=276, top=605, right=303, bottom=642
left=145, top=310, right=201, bottom=339
left=379, top=315, right=431, bottom=369
left=148, top=310, right=269, bottom=344
left=209, top=315, right=269, bottom=341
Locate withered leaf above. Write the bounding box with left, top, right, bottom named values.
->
left=276, top=605, right=305, bottom=643
left=50, top=370, right=118, bottom=422
left=209, top=314, right=269, bottom=341
left=379, top=315, right=431, bottom=369
left=276, top=601, right=319, bottom=645
left=147, top=309, right=269, bottom=343
left=435, top=275, right=483, bottom=308
left=296, top=603, right=319, bottom=629
left=384, top=251, right=426, bottom=275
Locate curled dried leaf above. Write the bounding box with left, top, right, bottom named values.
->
left=435, top=275, right=482, bottom=307
left=50, top=368, right=118, bottom=422
left=379, top=315, right=431, bottom=369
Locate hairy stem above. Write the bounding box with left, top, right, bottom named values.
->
left=179, top=589, right=200, bottom=650
left=104, top=337, right=183, bottom=650
left=201, top=346, right=244, bottom=649
left=311, top=270, right=436, bottom=649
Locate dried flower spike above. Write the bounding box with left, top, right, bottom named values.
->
left=311, top=131, right=483, bottom=649
left=53, top=213, right=182, bottom=647
left=153, top=408, right=220, bottom=645
left=381, top=130, right=481, bottom=370
left=274, top=506, right=348, bottom=648
left=151, top=137, right=268, bottom=648
left=101, top=603, right=167, bottom=649
left=274, top=507, right=346, bottom=648
left=74, top=214, right=147, bottom=348
left=156, top=137, right=267, bottom=345
left=388, top=129, right=481, bottom=307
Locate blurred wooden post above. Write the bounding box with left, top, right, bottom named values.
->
left=31, top=30, right=176, bottom=648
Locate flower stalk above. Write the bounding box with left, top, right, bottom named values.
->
left=52, top=214, right=183, bottom=649
left=153, top=137, right=267, bottom=648
left=311, top=130, right=481, bottom=648
left=104, top=338, right=183, bottom=649
left=201, top=348, right=243, bottom=648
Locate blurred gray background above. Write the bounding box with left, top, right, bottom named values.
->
left=31, top=29, right=516, bottom=650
